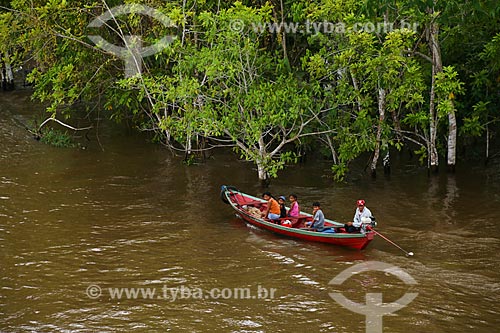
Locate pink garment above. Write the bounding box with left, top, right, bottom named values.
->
left=289, top=201, right=300, bottom=217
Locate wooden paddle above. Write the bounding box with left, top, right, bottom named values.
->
left=373, top=229, right=414, bottom=257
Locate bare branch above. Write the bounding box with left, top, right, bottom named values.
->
left=397, top=129, right=428, bottom=144
left=38, top=117, right=93, bottom=131
left=412, top=51, right=433, bottom=63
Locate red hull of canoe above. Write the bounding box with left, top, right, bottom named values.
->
left=221, top=186, right=374, bottom=250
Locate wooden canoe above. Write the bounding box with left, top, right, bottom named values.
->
left=220, top=185, right=375, bottom=250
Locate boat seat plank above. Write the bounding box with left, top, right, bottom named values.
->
left=241, top=200, right=265, bottom=206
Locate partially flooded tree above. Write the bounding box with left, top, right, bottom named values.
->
left=304, top=2, right=425, bottom=180
left=0, top=6, right=16, bottom=90
left=434, top=67, right=464, bottom=172
left=4, top=0, right=500, bottom=181
left=130, top=3, right=334, bottom=182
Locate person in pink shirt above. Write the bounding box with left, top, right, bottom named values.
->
left=288, top=194, right=300, bottom=217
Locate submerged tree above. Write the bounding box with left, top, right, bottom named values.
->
left=0, top=4, right=16, bottom=90
left=124, top=3, right=335, bottom=182
left=303, top=0, right=426, bottom=180
left=3, top=0, right=500, bottom=181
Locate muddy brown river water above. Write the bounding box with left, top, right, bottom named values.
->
left=1, top=91, right=499, bottom=332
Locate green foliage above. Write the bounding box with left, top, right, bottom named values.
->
left=414, top=146, right=428, bottom=166
left=40, top=129, right=75, bottom=148
left=435, top=66, right=465, bottom=118
left=331, top=163, right=349, bottom=182
left=481, top=33, right=500, bottom=71
left=461, top=116, right=483, bottom=138
left=5, top=0, right=500, bottom=180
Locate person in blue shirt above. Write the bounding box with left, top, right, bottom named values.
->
left=305, top=202, right=325, bottom=231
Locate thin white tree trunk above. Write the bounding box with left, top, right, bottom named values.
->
left=257, top=135, right=269, bottom=182
left=0, top=53, right=7, bottom=90
left=257, top=162, right=267, bottom=181
left=428, top=15, right=442, bottom=173
left=371, top=88, right=386, bottom=177
left=383, top=148, right=390, bottom=174
left=186, top=132, right=192, bottom=157
left=351, top=75, right=363, bottom=113
left=279, top=0, right=288, bottom=62
left=447, top=103, right=457, bottom=171
left=325, top=135, right=338, bottom=165
left=5, top=60, right=14, bottom=84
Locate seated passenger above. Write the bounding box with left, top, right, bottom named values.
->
left=305, top=202, right=325, bottom=231
left=345, top=199, right=372, bottom=233
left=288, top=194, right=300, bottom=218
left=278, top=196, right=287, bottom=218
left=261, top=192, right=281, bottom=221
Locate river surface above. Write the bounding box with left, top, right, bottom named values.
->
left=1, top=91, right=499, bottom=332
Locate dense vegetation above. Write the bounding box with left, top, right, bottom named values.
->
left=1, top=0, right=499, bottom=181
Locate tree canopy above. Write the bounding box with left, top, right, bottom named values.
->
left=1, top=0, right=499, bottom=181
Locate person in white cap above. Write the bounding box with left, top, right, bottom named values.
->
left=344, top=199, right=372, bottom=233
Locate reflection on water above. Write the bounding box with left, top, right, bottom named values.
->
left=1, top=91, right=499, bottom=332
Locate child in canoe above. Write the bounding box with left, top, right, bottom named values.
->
left=305, top=202, right=325, bottom=231
left=261, top=192, right=281, bottom=221
left=288, top=194, right=300, bottom=218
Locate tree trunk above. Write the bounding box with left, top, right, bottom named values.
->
left=428, top=14, right=442, bottom=174
left=391, top=109, right=403, bottom=142
left=447, top=101, right=457, bottom=172
left=185, top=132, right=192, bottom=158
left=256, top=159, right=270, bottom=187
left=279, top=0, right=288, bottom=64
left=123, top=36, right=142, bottom=78
left=0, top=54, right=6, bottom=91
left=371, top=88, right=386, bottom=178
left=325, top=135, right=338, bottom=165
left=257, top=162, right=268, bottom=182
left=257, top=135, right=270, bottom=184
left=5, top=59, right=14, bottom=90
left=351, top=74, right=363, bottom=113
left=485, top=123, right=489, bottom=165
left=383, top=148, right=391, bottom=175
